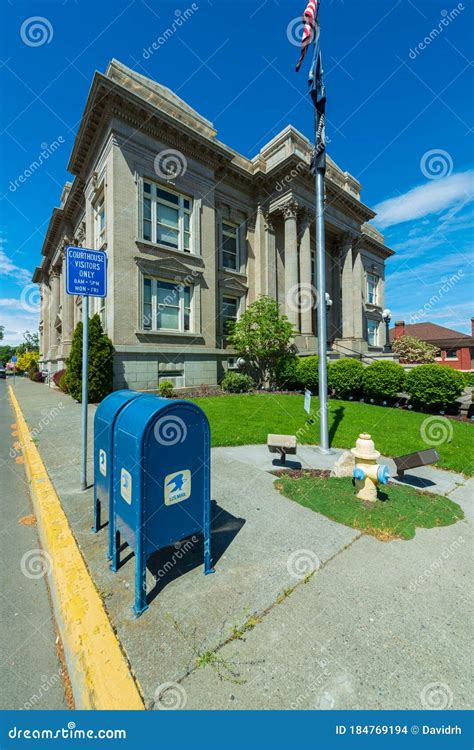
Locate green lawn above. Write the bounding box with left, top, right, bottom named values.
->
left=191, top=394, right=474, bottom=476
left=274, top=474, right=464, bottom=541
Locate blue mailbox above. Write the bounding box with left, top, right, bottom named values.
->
left=93, top=390, right=144, bottom=558
left=112, top=394, right=214, bottom=616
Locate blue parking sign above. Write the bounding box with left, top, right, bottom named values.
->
left=66, top=245, right=107, bottom=297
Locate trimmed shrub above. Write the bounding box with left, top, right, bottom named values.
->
left=52, top=368, right=66, bottom=388
left=362, top=360, right=405, bottom=401
left=221, top=372, right=255, bottom=393
left=158, top=380, right=174, bottom=398
left=275, top=354, right=301, bottom=390
left=328, top=358, right=364, bottom=398
left=66, top=315, right=114, bottom=403
left=461, top=371, right=474, bottom=388
left=405, top=364, right=464, bottom=410
left=59, top=373, right=69, bottom=393
left=28, top=358, right=39, bottom=380
left=31, top=371, right=44, bottom=383
left=297, top=356, right=319, bottom=392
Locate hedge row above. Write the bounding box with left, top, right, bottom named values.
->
left=276, top=356, right=465, bottom=411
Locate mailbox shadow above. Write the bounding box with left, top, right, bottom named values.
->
left=146, top=500, right=245, bottom=604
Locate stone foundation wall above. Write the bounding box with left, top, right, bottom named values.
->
left=113, top=352, right=225, bottom=391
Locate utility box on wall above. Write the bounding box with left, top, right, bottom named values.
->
left=111, top=394, right=213, bottom=615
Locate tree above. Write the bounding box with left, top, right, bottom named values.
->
left=16, top=351, right=39, bottom=374
left=16, top=330, right=40, bottom=355
left=0, top=344, right=15, bottom=365
left=66, top=315, right=114, bottom=402
left=227, top=296, right=295, bottom=387
left=392, top=334, right=438, bottom=364
left=0, top=325, right=4, bottom=341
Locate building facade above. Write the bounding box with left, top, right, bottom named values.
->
left=34, top=60, right=394, bottom=390
left=391, top=320, right=474, bottom=372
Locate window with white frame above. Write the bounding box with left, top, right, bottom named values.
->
left=367, top=273, right=378, bottom=305
left=222, top=295, right=239, bottom=335
left=94, top=195, right=106, bottom=249
left=367, top=319, right=379, bottom=347
left=445, top=348, right=458, bottom=360
left=142, top=181, right=192, bottom=253
left=222, top=222, right=239, bottom=270
left=92, top=196, right=106, bottom=328
left=142, top=277, right=192, bottom=332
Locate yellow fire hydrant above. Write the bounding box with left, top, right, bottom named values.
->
left=351, top=433, right=389, bottom=505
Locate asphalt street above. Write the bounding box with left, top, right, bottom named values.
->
left=0, top=379, right=68, bottom=710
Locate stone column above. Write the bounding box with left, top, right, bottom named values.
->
left=41, top=283, right=51, bottom=363
left=282, top=201, right=299, bottom=329
left=298, top=213, right=313, bottom=335
left=340, top=234, right=354, bottom=340
left=352, top=248, right=364, bottom=340
left=331, top=246, right=342, bottom=339
left=49, top=270, right=60, bottom=360
left=61, top=252, right=74, bottom=353
left=264, top=213, right=277, bottom=300
left=254, top=205, right=264, bottom=298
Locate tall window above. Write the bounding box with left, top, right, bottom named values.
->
left=142, top=181, right=192, bottom=253
left=222, top=295, right=239, bottom=335
left=222, top=222, right=238, bottom=270
left=94, top=196, right=106, bottom=249
left=367, top=273, right=378, bottom=305
left=143, top=277, right=192, bottom=332
left=93, top=196, right=106, bottom=327
left=367, top=319, right=379, bottom=346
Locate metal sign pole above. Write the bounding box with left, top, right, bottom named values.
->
left=81, top=295, right=89, bottom=491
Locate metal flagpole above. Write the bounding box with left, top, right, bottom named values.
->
left=81, top=295, right=89, bottom=490
left=315, top=156, right=330, bottom=453
left=312, top=2, right=330, bottom=453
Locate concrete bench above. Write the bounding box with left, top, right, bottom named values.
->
left=267, top=434, right=298, bottom=467
left=393, top=448, right=440, bottom=479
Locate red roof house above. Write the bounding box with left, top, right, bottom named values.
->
left=390, top=319, right=474, bottom=371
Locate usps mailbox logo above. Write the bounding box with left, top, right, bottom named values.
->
left=164, top=469, right=191, bottom=506
left=99, top=449, right=107, bottom=477
left=121, top=468, right=132, bottom=505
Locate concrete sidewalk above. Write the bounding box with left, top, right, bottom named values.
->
left=11, top=379, right=473, bottom=710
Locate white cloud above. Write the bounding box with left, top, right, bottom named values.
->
left=0, top=298, right=24, bottom=308
left=373, top=170, right=474, bottom=229
left=0, top=249, right=32, bottom=285
left=0, top=310, right=39, bottom=345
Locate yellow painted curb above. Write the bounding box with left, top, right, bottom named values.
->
left=9, top=386, right=145, bottom=710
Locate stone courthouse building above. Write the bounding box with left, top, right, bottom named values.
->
left=34, top=60, right=393, bottom=390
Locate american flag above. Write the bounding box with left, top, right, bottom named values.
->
left=295, top=0, right=320, bottom=72
left=295, top=0, right=326, bottom=173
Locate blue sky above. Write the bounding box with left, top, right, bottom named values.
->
left=0, top=0, right=473, bottom=344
